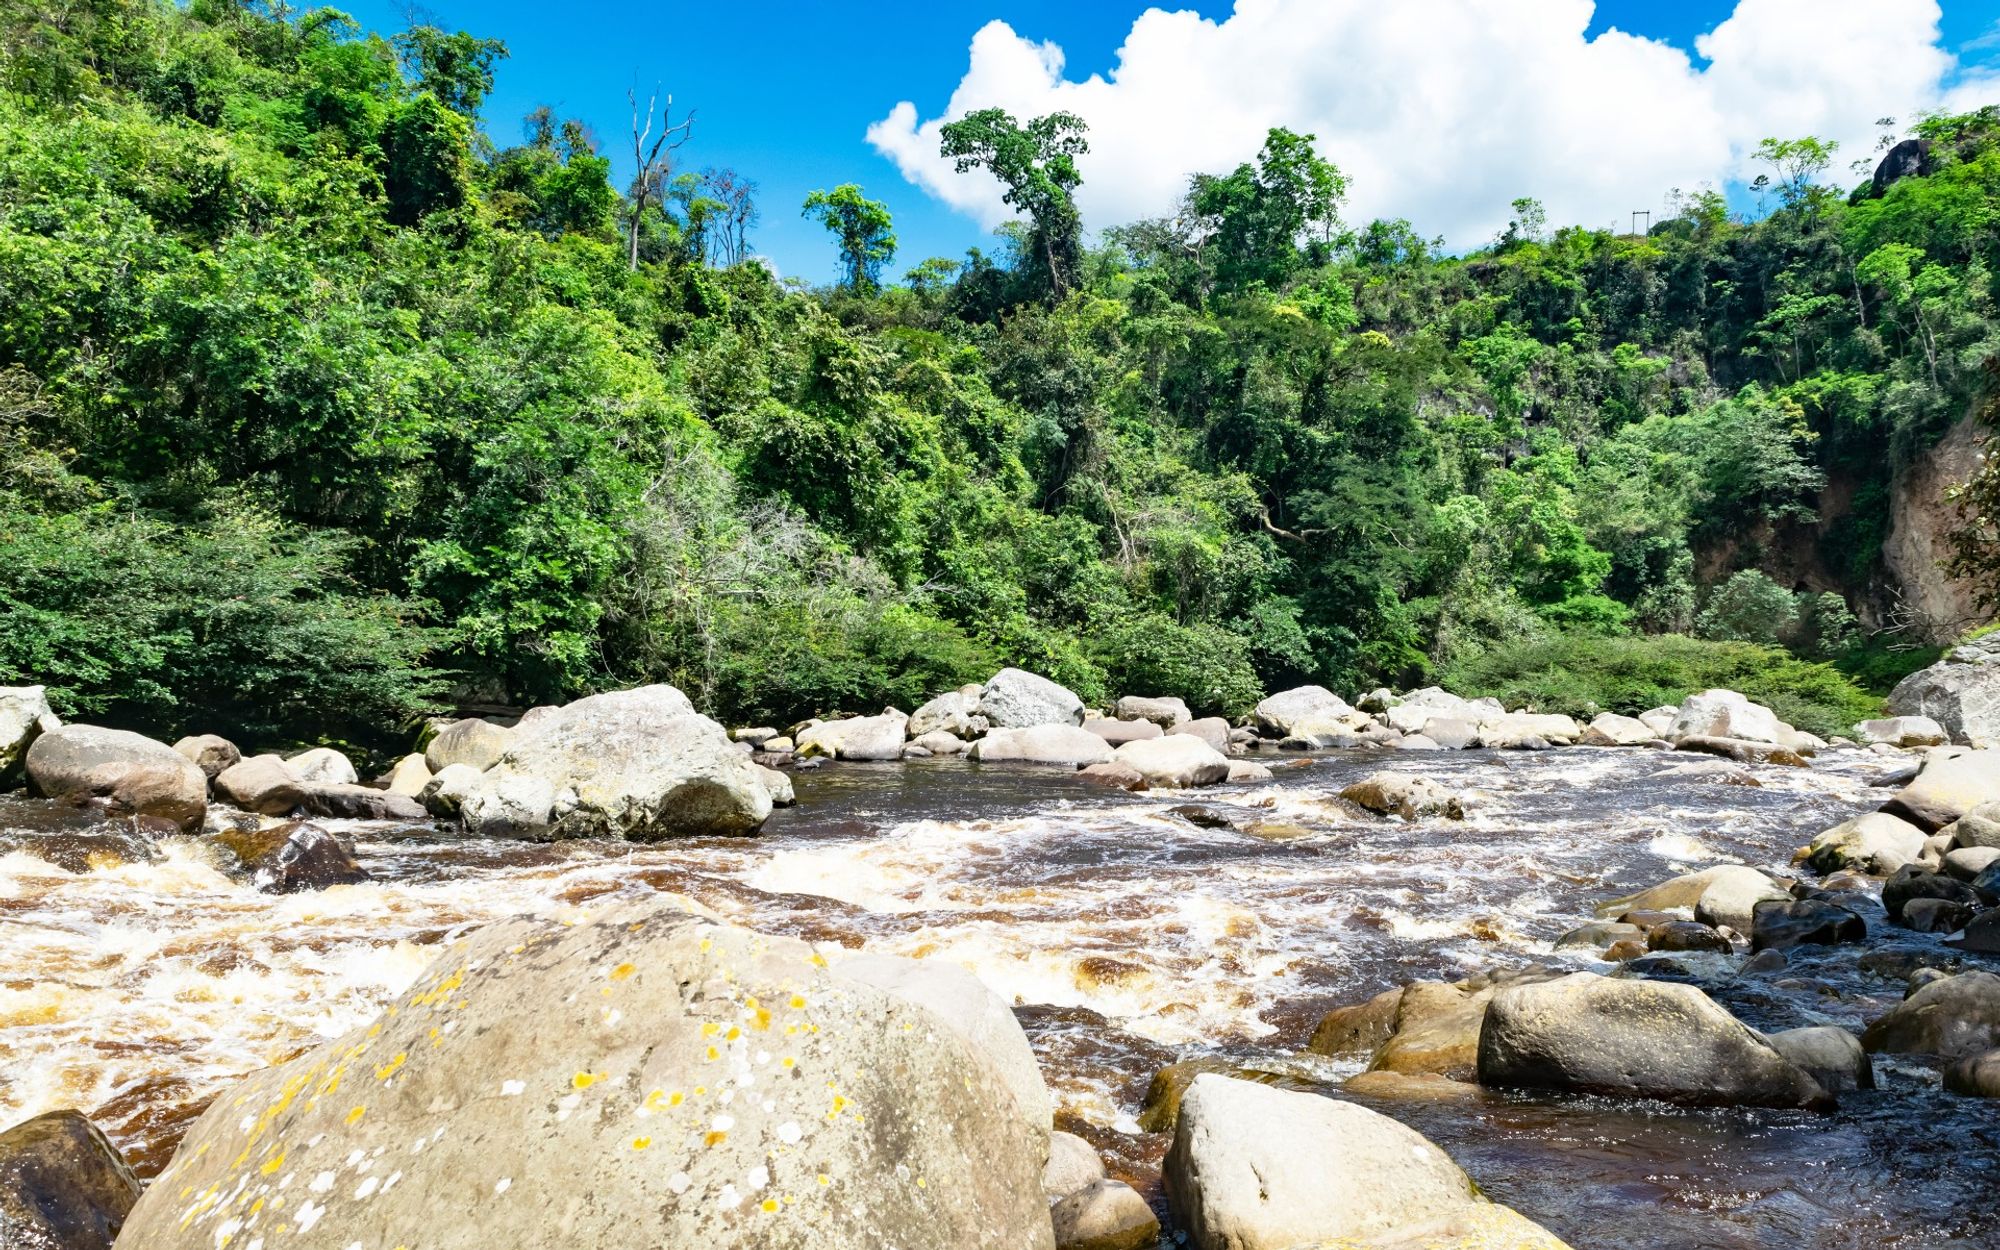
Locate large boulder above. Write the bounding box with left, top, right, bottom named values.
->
left=0, top=1109, right=140, bottom=1250
left=1669, top=690, right=1786, bottom=745
left=383, top=752, right=433, bottom=797
left=423, top=718, right=514, bottom=772
left=171, top=733, right=240, bottom=781
left=1112, top=735, right=1230, bottom=788
left=24, top=725, right=207, bottom=833
left=1854, top=716, right=1949, bottom=748
left=211, top=754, right=304, bottom=814
left=908, top=690, right=986, bottom=739
left=1163, top=1075, right=1563, bottom=1250
left=1764, top=1026, right=1874, bottom=1093
left=118, top=907, right=1056, bottom=1250
left=1049, top=1179, right=1157, bottom=1250
left=1083, top=717, right=1162, bottom=746
left=1882, top=748, right=2000, bottom=831
left=1861, top=971, right=2000, bottom=1057
left=1340, top=772, right=1465, bottom=820
left=797, top=710, right=910, bottom=761
left=979, top=669, right=1085, bottom=729
left=1174, top=716, right=1233, bottom=754
left=418, top=762, right=483, bottom=817
left=462, top=685, right=772, bottom=840
left=1582, top=713, right=1655, bottom=746
left=1253, top=686, right=1354, bottom=738
left=969, top=726, right=1113, bottom=768
left=1114, top=695, right=1190, bottom=728
left=211, top=821, right=371, bottom=893
left=284, top=746, right=357, bottom=786
left=1481, top=712, right=1581, bottom=748
left=1476, top=972, right=1833, bottom=1110
left=1887, top=634, right=2000, bottom=746
left=1805, top=811, right=1929, bottom=874
left=0, top=684, right=60, bottom=783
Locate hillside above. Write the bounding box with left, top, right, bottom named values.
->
left=1, top=0, right=1997, bottom=749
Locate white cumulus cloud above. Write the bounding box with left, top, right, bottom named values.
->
left=867, top=0, right=2000, bottom=249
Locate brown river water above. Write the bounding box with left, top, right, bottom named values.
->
left=3, top=747, right=1997, bottom=1248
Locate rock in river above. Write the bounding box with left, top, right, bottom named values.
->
left=1882, top=748, right=2000, bottom=831
left=423, top=717, right=514, bottom=772
left=969, top=726, right=1113, bottom=768
left=1805, top=811, right=1929, bottom=874
left=0, top=684, right=60, bottom=783
left=0, top=1109, right=140, bottom=1250
left=1340, top=772, right=1465, bottom=820
left=25, top=725, right=207, bottom=833
left=1862, top=971, right=2000, bottom=1058
left=1252, top=685, right=1354, bottom=738
left=283, top=746, right=357, bottom=786
left=1050, top=1179, right=1158, bottom=1250
left=1764, top=1026, right=1874, bottom=1093
left=211, top=821, right=370, bottom=893
left=1476, top=972, right=1833, bottom=1110
left=1943, top=1049, right=2000, bottom=1097
left=117, top=906, right=1056, bottom=1250
left=979, top=668, right=1086, bottom=729
left=1112, top=734, right=1230, bottom=788
left=171, top=733, right=240, bottom=781
left=1886, top=634, right=2000, bottom=746
left=1114, top=695, right=1189, bottom=728
left=797, top=710, right=910, bottom=761
left=1749, top=898, right=1866, bottom=951
left=1162, top=1074, right=1566, bottom=1250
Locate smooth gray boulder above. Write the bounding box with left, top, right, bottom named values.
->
left=284, top=746, right=356, bottom=786
left=1884, top=749, right=2000, bottom=831
left=383, top=752, right=432, bottom=796
left=25, top=725, right=207, bottom=833
left=1173, top=716, right=1232, bottom=754
left=754, top=765, right=795, bottom=807
left=1050, top=1179, right=1157, bottom=1250
left=0, top=684, right=60, bottom=783
left=1947, top=801, right=2000, bottom=850
left=969, top=726, right=1113, bottom=767
left=1805, top=811, right=1929, bottom=873
left=1477, top=973, right=1833, bottom=1110
left=1424, top=717, right=1481, bottom=749
left=1855, top=715, right=1949, bottom=747
left=909, top=690, right=986, bottom=739
left=462, top=685, right=771, bottom=840
left=1253, top=686, right=1354, bottom=738
left=1887, top=634, right=2000, bottom=746
left=1083, top=717, right=1162, bottom=746
left=1670, top=689, right=1786, bottom=745
left=911, top=729, right=970, bottom=755
left=212, top=754, right=304, bottom=814
left=1042, top=1130, right=1105, bottom=1201
left=0, top=1109, right=140, bottom=1250
left=798, top=710, right=909, bottom=761
left=1114, top=695, right=1189, bottom=728
left=417, top=762, right=483, bottom=817
left=1482, top=712, right=1581, bottom=748
left=1689, top=868, right=1793, bottom=932
left=1113, top=735, right=1230, bottom=788
left=1764, top=1026, right=1874, bottom=1092
left=1862, top=971, right=2000, bottom=1057
left=118, top=907, right=1056, bottom=1250
left=171, top=733, right=240, bottom=781
left=980, top=669, right=1085, bottom=729
left=1162, top=1075, right=1561, bottom=1250
left=1582, top=712, right=1654, bottom=746
left=423, top=717, right=514, bottom=772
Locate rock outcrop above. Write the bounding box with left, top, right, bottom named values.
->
left=1888, top=634, right=2000, bottom=747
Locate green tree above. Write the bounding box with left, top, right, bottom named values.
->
left=939, top=107, right=1089, bottom=300
left=1187, top=126, right=1347, bottom=292
left=392, top=25, right=507, bottom=117
left=801, top=184, right=896, bottom=291
left=381, top=92, right=471, bottom=225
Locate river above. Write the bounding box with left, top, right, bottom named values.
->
left=2, top=747, right=1995, bottom=1247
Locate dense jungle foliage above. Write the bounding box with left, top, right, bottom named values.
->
left=2, top=1, right=1997, bottom=747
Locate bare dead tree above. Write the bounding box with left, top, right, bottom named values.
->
left=701, top=168, right=758, bottom=266
left=627, top=83, right=694, bottom=270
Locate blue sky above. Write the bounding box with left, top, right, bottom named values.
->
left=341, top=1, right=2000, bottom=282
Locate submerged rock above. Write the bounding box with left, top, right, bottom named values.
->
left=0, top=1109, right=140, bottom=1250
left=119, top=906, right=1056, bottom=1250
left=1339, top=772, right=1465, bottom=820
left=25, top=725, right=207, bottom=833
left=1476, top=972, right=1833, bottom=1110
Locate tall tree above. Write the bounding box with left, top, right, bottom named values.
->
left=626, top=85, right=694, bottom=270
left=938, top=108, right=1089, bottom=301
left=1185, top=126, right=1346, bottom=291
left=702, top=168, right=758, bottom=266
left=801, top=184, right=896, bottom=290
left=391, top=25, right=506, bottom=117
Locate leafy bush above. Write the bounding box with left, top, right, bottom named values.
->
left=1443, top=632, right=1881, bottom=738
left=1092, top=614, right=1264, bottom=716
left=1695, top=570, right=1799, bottom=645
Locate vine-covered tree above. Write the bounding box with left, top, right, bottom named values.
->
left=801, top=184, right=896, bottom=290
left=939, top=108, right=1089, bottom=300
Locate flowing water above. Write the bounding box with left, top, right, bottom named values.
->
left=2, top=748, right=1996, bottom=1247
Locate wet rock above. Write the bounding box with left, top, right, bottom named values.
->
left=1253, top=686, right=1355, bottom=738
left=0, top=684, right=60, bottom=783
left=0, top=819, right=162, bottom=873
left=294, top=783, right=426, bottom=822
left=25, top=725, right=207, bottom=833
left=417, top=762, right=482, bottom=817
left=1367, top=982, right=1494, bottom=1080
left=1740, top=948, right=1788, bottom=975
left=981, top=668, right=1086, bottom=729
left=1172, top=716, right=1233, bottom=754
left=1886, top=635, right=2000, bottom=745
left=1339, top=1071, right=1488, bottom=1105
left=1973, top=862, right=2000, bottom=906
left=1943, top=1049, right=2000, bottom=1097
left=1078, top=762, right=1148, bottom=791
left=1945, top=801, right=2000, bottom=850
left=1944, top=847, right=2000, bottom=881
left=1750, top=898, right=1866, bottom=951
left=1113, top=735, right=1229, bottom=788
left=970, top=726, right=1114, bottom=768
left=1805, top=811, right=1928, bottom=874
left=1862, top=970, right=2000, bottom=1057
left=1167, top=804, right=1236, bottom=830
left=1240, top=819, right=1314, bottom=841
left=1909, top=968, right=1954, bottom=995
left=0, top=1109, right=140, bottom=1250
left=423, top=718, right=514, bottom=772
left=1477, top=972, right=1833, bottom=1110
left=1083, top=717, right=1161, bottom=746
left=170, top=734, right=240, bottom=781
left=1554, top=921, right=1644, bottom=952
left=1308, top=987, right=1406, bottom=1057
left=1050, top=1179, right=1157, bottom=1250
left=382, top=752, right=432, bottom=797
left=462, top=685, right=772, bottom=840
left=1855, top=716, right=1949, bottom=748
left=1603, top=939, right=1647, bottom=962
left=119, top=906, right=1056, bottom=1250
left=1340, top=772, right=1465, bottom=820
left=1582, top=712, right=1654, bottom=746
left=1764, top=1026, right=1874, bottom=1093
left=1114, top=695, right=1189, bottom=728
left=1042, top=1130, right=1105, bottom=1201
left=1901, top=897, right=1976, bottom=933
left=1649, top=921, right=1733, bottom=954
left=284, top=746, right=356, bottom=786
left=1882, top=748, right=2000, bottom=831
left=1674, top=735, right=1807, bottom=767
left=910, top=729, right=969, bottom=755
left=1951, top=908, right=2000, bottom=953
left=1859, top=946, right=1957, bottom=982
left=1603, top=865, right=1786, bottom=931
left=1616, top=909, right=1679, bottom=930
left=241, top=822, right=368, bottom=893
left=1882, top=866, right=1982, bottom=922
left=755, top=765, right=795, bottom=807
left=1225, top=760, right=1272, bottom=783
left=1163, top=1075, right=1560, bottom=1250
left=836, top=953, right=1053, bottom=1145
left=1669, top=689, right=1787, bottom=745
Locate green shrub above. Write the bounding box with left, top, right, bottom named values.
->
left=1443, top=632, right=1881, bottom=738
left=1092, top=613, right=1264, bottom=716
